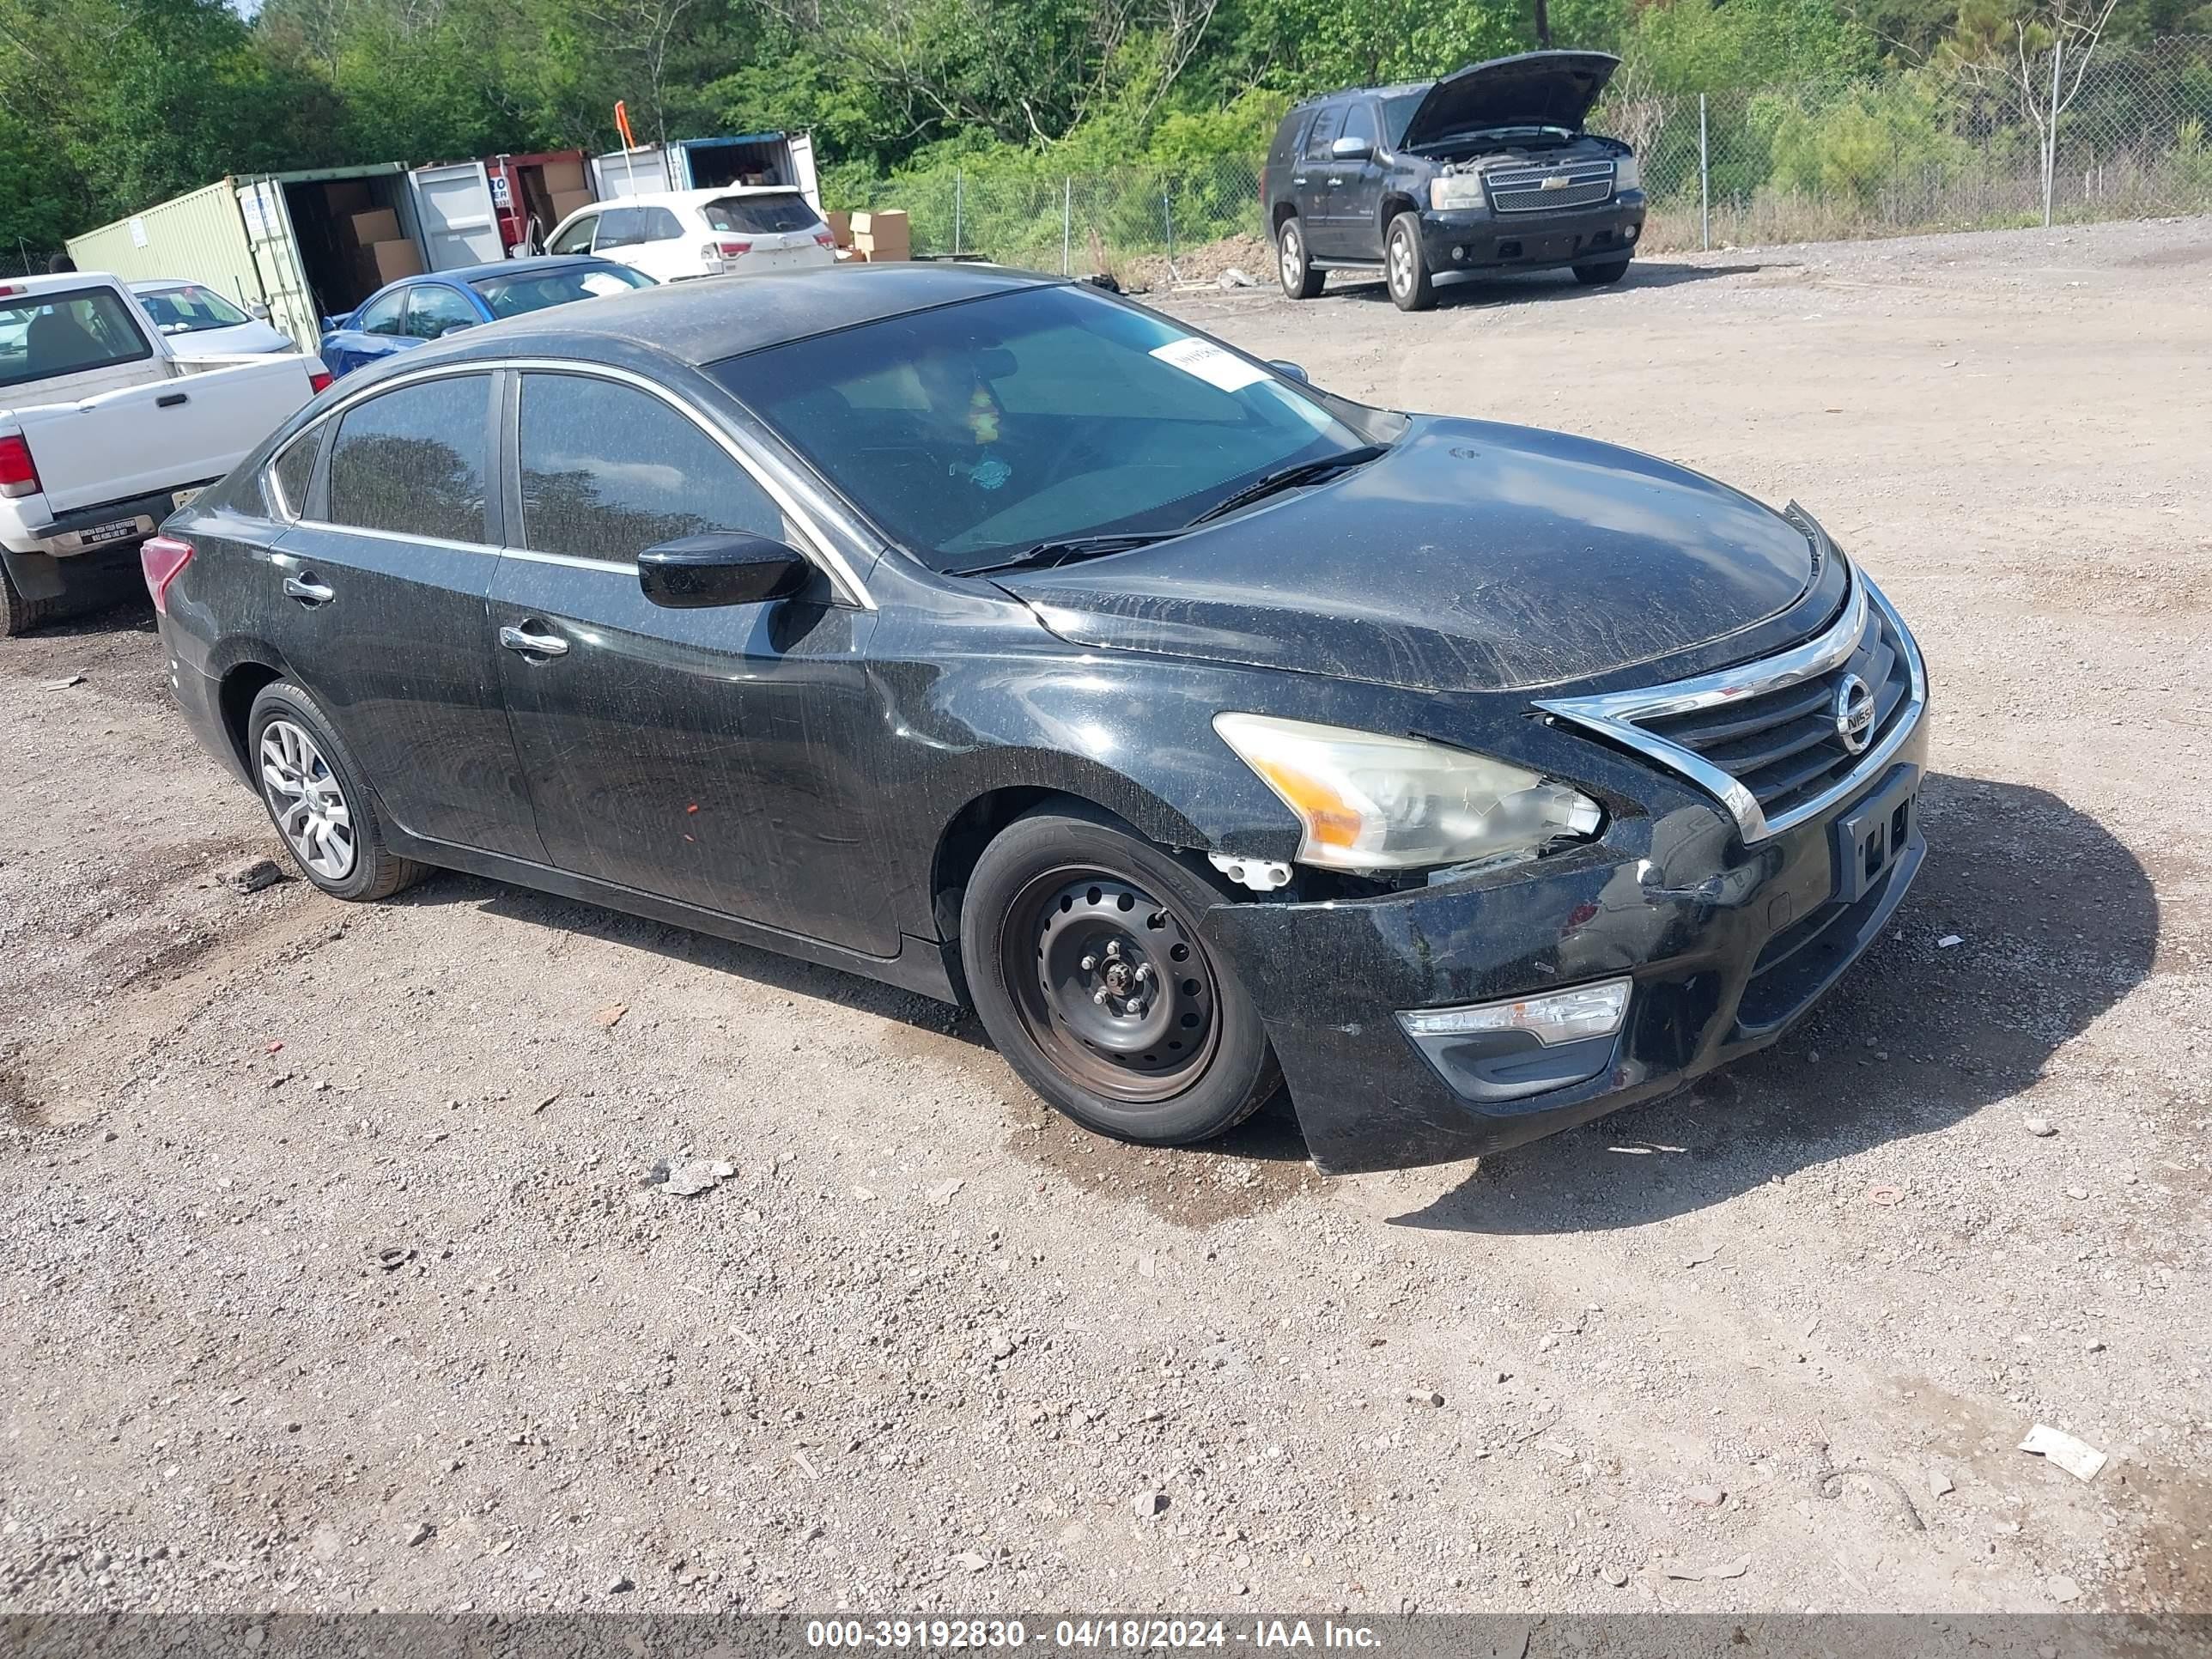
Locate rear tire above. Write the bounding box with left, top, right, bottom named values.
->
left=1386, top=212, right=1435, bottom=312
left=246, top=680, right=427, bottom=902
left=1276, top=216, right=1324, bottom=300
left=0, top=560, right=53, bottom=638
left=962, top=805, right=1281, bottom=1147
left=1573, top=257, right=1632, bottom=285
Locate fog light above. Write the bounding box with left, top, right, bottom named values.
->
left=1452, top=245, right=1467, bottom=262
left=1626, top=223, right=1639, bottom=241
left=1397, top=977, right=1631, bottom=1046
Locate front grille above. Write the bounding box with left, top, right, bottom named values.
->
left=1485, top=162, right=1616, bottom=214
left=1636, top=601, right=1914, bottom=828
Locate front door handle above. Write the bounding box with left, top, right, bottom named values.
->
left=500, top=623, right=568, bottom=658
left=282, top=574, right=334, bottom=605
left=157, top=392, right=189, bottom=409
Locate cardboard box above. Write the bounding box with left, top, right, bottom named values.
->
left=547, top=188, right=596, bottom=226
left=364, top=239, right=425, bottom=283
left=324, top=179, right=374, bottom=215
left=852, top=232, right=908, bottom=262
left=349, top=208, right=402, bottom=246
left=848, top=210, right=908, bottom=238
left=538, top=156, right=588, bottom=194
left=825, top=210, right=852, bottom=246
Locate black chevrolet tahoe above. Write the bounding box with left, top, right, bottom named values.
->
left=1261, top=50, right=1646, bottom=310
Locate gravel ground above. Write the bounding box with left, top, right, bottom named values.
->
left=2, top=216, right=2208, bottom=1618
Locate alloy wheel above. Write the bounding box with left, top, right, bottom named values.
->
left=1389, top=230, right=1413, bottom=298
left=259, top=718, right=356, bottom=880
left=1002, top=870, right=1222, bottom=1105
left=1279, top=224, right=1303, bottom=288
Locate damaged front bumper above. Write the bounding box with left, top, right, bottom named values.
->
left=1199, top=728, right=1929, bottom=1175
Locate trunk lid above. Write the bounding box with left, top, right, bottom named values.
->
left=1401, top=51, right=1620, bottom=150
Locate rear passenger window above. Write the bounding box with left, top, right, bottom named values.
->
left=270, top=430, right=319, bottom=519
left=325, top=375, right=490, bottom=544
left=1302, top=107, right=1343, bottom=161
left=594, top=208, right=646, bottom=249
left=643, top=207, right=684, bottom=241
left=518, top=373, right=783, bottom=562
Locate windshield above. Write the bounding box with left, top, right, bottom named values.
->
left=471, top=264, right=653, bottom=318
left=1382, top=93, right=1427, bottom=146
left=0, top=287, right=155, bottom=388
left=710, top=284, right=1365, bottom=572
left=702, top=193, right=823, bottom=234
left=135, top=284, right=253, bottom=333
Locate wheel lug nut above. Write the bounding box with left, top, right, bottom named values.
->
left=1093, top=988, right=1110, bottom=1005
left=1133, top=964, right=1152, bottom=983
left=1104, top=941, right=1121, bottom=959
left=1127, top=1000, right=1146, bottom=1018
left=1080, top=954, right=1097, bottom=971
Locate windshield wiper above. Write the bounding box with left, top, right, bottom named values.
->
left=1186, top=444, right=1390, bottom=527
left=958, top=532, right=1176, bottom=576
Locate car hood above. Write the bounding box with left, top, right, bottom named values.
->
left=995, top=417, right=1818, bottom=695
left=1401, top=51, right=1620, bottom=149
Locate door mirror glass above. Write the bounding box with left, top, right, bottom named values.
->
left=1268, top=359, right=1310, bottom=383
left=639, top=532, right=811, bottom=608
left=247, top=301, right=270, bottom=320
left=1330, top=135, right=1373, bottom=161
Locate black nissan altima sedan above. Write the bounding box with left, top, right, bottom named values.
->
left=144, top=264, right=1928, bottom=1174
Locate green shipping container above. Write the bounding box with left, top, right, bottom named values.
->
left=69, top=165, right=429, bottom=353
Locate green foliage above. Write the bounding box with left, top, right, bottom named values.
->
left=1764, top=76, right=1966, bottom=202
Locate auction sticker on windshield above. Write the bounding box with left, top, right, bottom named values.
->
left=1149, top=337, right=1270, bottom=392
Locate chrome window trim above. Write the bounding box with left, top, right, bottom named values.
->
left=277, top=356, right=874, bottom=609
left=1535, top=563, right=1926, bottom=844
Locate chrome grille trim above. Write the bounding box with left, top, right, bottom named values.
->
left=1486, top=161, right=1617, bottom=214
left=1534, top=537, right=1927, bottom=844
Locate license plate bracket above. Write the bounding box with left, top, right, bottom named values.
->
left=1831, top=765, right=1919, bottom=905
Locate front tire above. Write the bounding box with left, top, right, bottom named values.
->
left=1276, top=216, right=1323, bottom=300
left=0, top=559, right=53, bottom=638
left=1573, top=257, right=1632, bottom=285
left=1386, top=211, right=1435, bottom=312
left=247, top=680, right=426, bottom=902
left=962, top=805, right=1281, bottom=1146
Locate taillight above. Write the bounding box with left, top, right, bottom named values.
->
left=308, top=370, right=333, bottom=395
left=716, top=239, right=752, bottom=258
left=0, top=434, right=37, bottom=500
left=813, top=229, right=836, bottom=248
left=141, top=535, right=194, bottom=615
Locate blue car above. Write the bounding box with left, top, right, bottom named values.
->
left=317, top=256, right=654, bottom=380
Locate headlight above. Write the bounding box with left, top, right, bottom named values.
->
left=1428, top=174, right=1487, bottom=211
left=1213, top=713, right=1603, bottom=872
left=1613, top=154, right=1640, bottom=191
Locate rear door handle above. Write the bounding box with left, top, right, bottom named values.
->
left=500, top=623, right=568, bottom=658
left=282, top=574, right=334, bottom=605
left=1291, top=175, right=1308, bottom=185
left=157, top=392, right=189, bottom=409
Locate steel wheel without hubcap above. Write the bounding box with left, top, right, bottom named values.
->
left=1003, top=871, right=1220, bottom=1105
left=259, top=718, right=356, bottom=880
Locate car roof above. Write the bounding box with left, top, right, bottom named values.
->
left=578, top=185, right=808, bottom=212
left=415, top=263, right=1063, bottom=368
left=130, top=278, right=207, bottom=292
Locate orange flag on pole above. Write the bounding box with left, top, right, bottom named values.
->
left=615, top=100, right=637, bottom=150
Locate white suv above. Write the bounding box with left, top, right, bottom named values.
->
left=544, top=188, right=836, bottom=283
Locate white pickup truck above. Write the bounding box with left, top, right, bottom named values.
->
left=2, top=271, right=328, bottom=635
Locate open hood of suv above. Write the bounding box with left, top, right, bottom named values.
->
left=1401, top=50, right=1620, bottom=149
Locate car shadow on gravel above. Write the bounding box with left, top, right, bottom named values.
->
left=1391, top=772, right=2158, bottom=1235
left=1327, top=259, right=1771, bottom=309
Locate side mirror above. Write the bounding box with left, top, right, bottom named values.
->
left=1268, top=359, right=1310, bottom=383
left=248, top=301, right=271, bottom=320
left=639, top=532, right=811, bottom=608
left=1331, top=136, right=1374, bottom=161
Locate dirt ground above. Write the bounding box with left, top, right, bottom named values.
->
left=2, top=216, right=2208, bottom=1618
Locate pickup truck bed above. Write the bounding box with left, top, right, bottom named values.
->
left=2, top=273, right=325, bottom=635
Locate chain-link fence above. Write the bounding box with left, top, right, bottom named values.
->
left=847, top=37, right=2212, bottom=278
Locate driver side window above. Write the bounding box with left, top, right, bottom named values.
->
left=548, top=215, right=598, bottom=255
left=1339, top=102, right=1377, bottom=152
left=354, top=289, right=408, bottom=337
left=517, top=373, right=785, bottom=563
left=404, top=285, right=478, bottom=341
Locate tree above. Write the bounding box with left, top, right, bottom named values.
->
left=1950, top=0, right=2121, bottom=223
